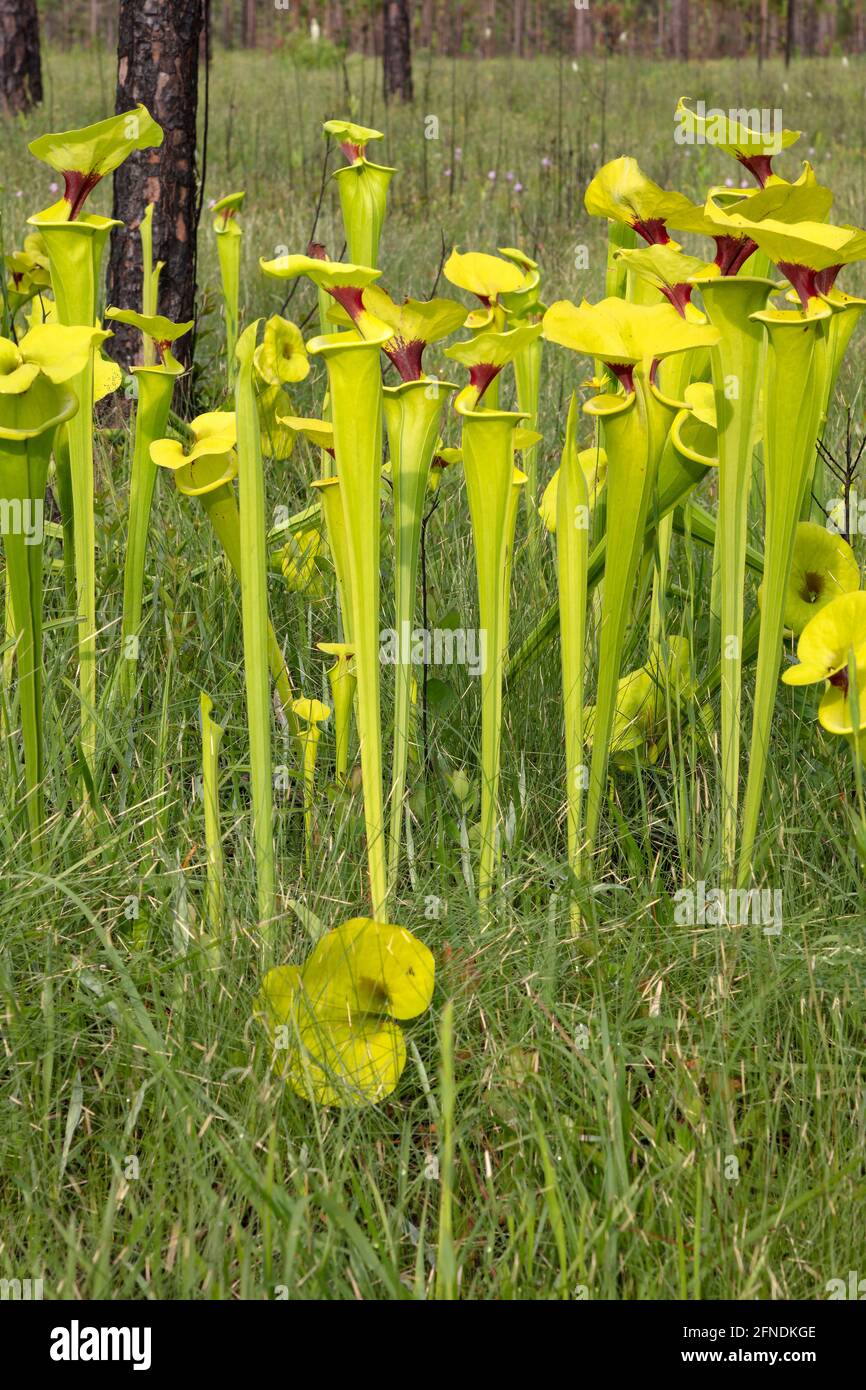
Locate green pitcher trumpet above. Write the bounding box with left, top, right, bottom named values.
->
left=0, top=326, right=102, bottom=856
left=235, top=320, right=278, bottom=939
left=555, top=395, right=591, bottom=925
left=28, top=105, right=163, bottom=220
left=309, top=473, right=353, bottom=642
left=307, top=325, right=394, bottom=920
left=358, top=285, right=465, bottom=897
left=674, top=97, right=801, bottom=187
left=28, top=107, right=163, bottom=783
left=688, top=272, right=776, bottom=878
left=259, top=250, right=385, bottom=342
left=28, top=206, right=121, bottom=785
left=445, top=324, right=542, bottom=909
left=199, top=691, right=225, bottom=940
left=105, top=307, right=192, bottom=701
left=585, top=156, right=700, bottom=246
left=383, top=376, right=457, bottom=898
left=443, top=248, right=530, bottom=407
left=499, top=248, right=545, bottom=558
left=615, top=244, right=716, bottom=645
left=738, top=298, right=834, bottom=883
left=292, top=696, right=331, bottom=868
left=317, top=641, right=355, bottom=784
left=454, top=387, right=527, bottom=910
left=324, top=119, right=394, bottom=270
left=139, top=203, right=162, bottom=366
left=212, top=192, right=245, bottom=387
left=543, top=296, right=719, bottom=866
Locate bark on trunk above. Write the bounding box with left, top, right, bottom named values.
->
left=242, top=0, right=256, bottom=48
left=785, top=0, right=796, bottom=65
left=107, top=0, right=203, bottom=371
left=0, top=0, right=42, bottom=116
left=383, top=0, right=413, bottom=103
left=673, top=0, right=689, bottom=59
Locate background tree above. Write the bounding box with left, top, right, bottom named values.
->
left=383, top=0, right=413, bottom=102
left=0, top=0, right=42, bottom=116
left=786, top=0, right=797, bottom=63
left=106, top=0, right=204, bottom=371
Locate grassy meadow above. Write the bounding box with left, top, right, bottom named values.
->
left=1, top=46, right=866, bottom=1300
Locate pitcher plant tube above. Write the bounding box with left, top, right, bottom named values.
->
left=323, top=120, right=394, bottom=270
left=687, top=269, right=776, bottom=878
left=105, top=307, right=192, bottom=701
left=212, top=192, right=245, bottom=387
left=738, top=296, right=833, bottom=885
left=445, top=324, right=542, bottom=909
left=317, top=641, right=355, bottom=784
left=0, top=325, right=104, bottom=855
left=307, top=323, right=394, bottom=920
left=292, top=696, right=331, bottom=868
left=555, top=395, right=591, bottom=926
left=28, top=105, right=163, bottom=788
left=543, top=296, right=719, bottom=867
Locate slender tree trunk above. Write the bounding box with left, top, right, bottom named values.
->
left=383, top=0, right=413, bottom=103
left=107, top=0, right=203, bottom=371
left=758, top=0, right=768, bottom=67
left=243, top=0, right=256, bottom=47
left=672, top=0, right=689, bottom=59
left=420, top=0, right=434, bottom=49
left=785, top=0, right=796, bottom=65
left=513, top=0, right=524, bottom=56
left=222, top=0, right=233, bottom=48
left=0, top=0, right=42, bottom=115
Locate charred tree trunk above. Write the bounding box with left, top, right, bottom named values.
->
left=383, top=0, right=413, bottom=103
left=107, top=0, right=203, bottom=371
left=0, top=0, right=42, bottom=116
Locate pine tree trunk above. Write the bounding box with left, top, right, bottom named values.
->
left=107, top=0, right=203, bottom=371
left=0, top=0, right=42, bottom=115
left=785, top=0, right=796, bottom=64
left=673, top=0, right=689, bottom=59
left=383, top=0, right=413, bottom=103
left=243, top=0, right=256, bottom=47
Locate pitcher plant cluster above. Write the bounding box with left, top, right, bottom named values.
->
left=2, top=99, right=863, bottom=1108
